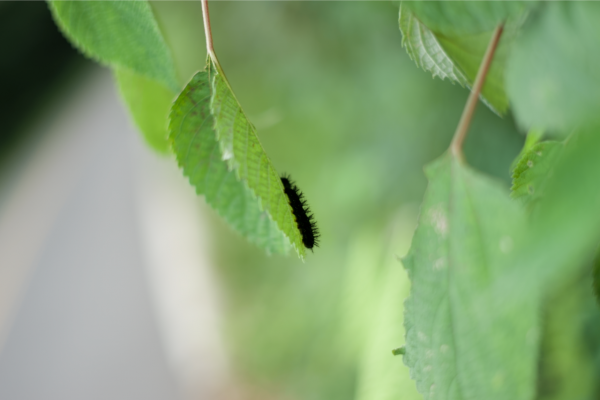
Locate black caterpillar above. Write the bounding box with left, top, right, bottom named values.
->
left=281, top=175, right=320, bottom=250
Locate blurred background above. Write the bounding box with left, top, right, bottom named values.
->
left=0, top=2, right=524, bottom=400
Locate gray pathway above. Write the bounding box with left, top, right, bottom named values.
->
left=0, top=68, right=183, bottom=400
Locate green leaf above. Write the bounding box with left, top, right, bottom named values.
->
left=511, top=140, right=563, bottom=209
left=536, top=274, right=600, bottom=400
left=169, top=71, right=291, bottom=255
left=337, top=212, right=420, bottom=400
left=353, top=260, right=420, bottom=400
left=399, top=6, right=468, bottom=86
left=506, top=2, right=600, bottom=133
left=403, top=154, right=537, bottom=400
left=513, top=125, right=600, bottom=289
left=509, top=128, right=544, bottom=172
left=115, top=68, right=175, bottom=154
left=489, top=126, right=600, bottom=350
left=594, top=256, right=600, bottom=307
left=210, top=64, right=307, bottom=257
left=403, top=1, right=533, bottom=36
left=49, top=0, right=179, bottom=91
left=399, top=3, right=532, bottom=114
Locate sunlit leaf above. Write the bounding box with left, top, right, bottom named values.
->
left=403, top=154, right=537, bottom=400
left=49, top=0, right=179, bottom=91
left=353, top=258, right=420, bottom=400
left=115, top=68, right=175, bottom=153
left=169, top=70, right=291, bottom=254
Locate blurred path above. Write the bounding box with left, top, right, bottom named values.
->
left=0, top=67, right=223, bottom=400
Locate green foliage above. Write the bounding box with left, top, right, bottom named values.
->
left=403, top=1, right=533, bottom=36
left=49, top=0, right=180, bottom=152
left=403, top=154, right=536, bottom=400
left=399, top=2, right=536, bottom=114
left=594, top=257, right=600, bottom=307
left=511, top=140, right=563, bottom=209
left=46, top=1, right=600, bottom=399
left=353, top=249, right=420, bottom=400
left=398, top=7, right=468, bottom=87
left=169, top=70, right=291, bottom=255
left=49, top=1, right=179, bottom=91
left=115, top=68, right=175, bottom=153
left=209, top=64, right=306, bottom=256
left=507, top=2, right=600, bottom=133
left=514, top=126, right=600, bottom=288
left=536, top=274, right=600, bottom=400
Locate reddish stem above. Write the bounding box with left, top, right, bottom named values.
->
left=450, top=24, right=504, bottom=160
left=201, top=0, right=216, bottom=61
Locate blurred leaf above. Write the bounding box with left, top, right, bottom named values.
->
left=169, top=70, right=290, bottom=254
left=506, top=2, right=600, bottom=133
left=403, top=154, right=537, bottom=400
left=511, top=140, right=563, bottom=209
left=49, top=0, right=179, bottom=91
left=210, top=63, right=306, bottom=257
left=354, top=254, right=420, bottom=400
left=403, top=1, right=534, bottom=36
left=490, top=126, right=600, bottom=350
left=594, top=257, right=600, bottom=307
left=509, top=128, right=544, bottom=172
left=115, top=68, right=175, bottom=153
left=517, top=125, right=600, bottom=286
left=338, top=228, right=388, bottom=361
left=536, top=273, right=600, bottom=400
left=399, top=3, right=533, bottom=114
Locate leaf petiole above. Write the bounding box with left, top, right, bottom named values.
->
left=450, top=24, right=504, bottom=161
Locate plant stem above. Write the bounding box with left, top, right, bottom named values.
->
left=201, top=0, right=216, bottom=61
left=450, top=24, right=504, bottom=160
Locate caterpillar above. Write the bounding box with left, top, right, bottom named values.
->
left=281, top=175, right=320, bottom=250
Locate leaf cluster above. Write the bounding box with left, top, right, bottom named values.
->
left=47, top=2, right=600, bottom=400
left=399, top=2, right=600, bottom=400
left=50, top=0, right=307, bottom=257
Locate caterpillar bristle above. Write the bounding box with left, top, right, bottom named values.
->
left=280, top=174, right=319, bottom=251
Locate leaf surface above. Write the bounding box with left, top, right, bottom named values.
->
left=403, top=154, right=537, bottom=400
left=506, top=2, right=600, bottom=133
left=115, top=68, right=175, bottom=153
left=399, top=7, right=468, bottom=86
left=501, top=125, right=600, bottom=296
left=403, top=1, right=533, bottom=36
left=169, top=71, right=291, bottom=254
left=594, top=257, right=600, bottom=308
left=210, top=65, right=306, bottom=257
left=511, top=141, right=563, bottom=209
left=49, top=0, right=179, bottom=91
left=399, top=2, right=536, bottom=114
left=536, top=275, right=600, bottom=400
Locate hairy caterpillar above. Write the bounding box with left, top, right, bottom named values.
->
left=281, top=175, right=320, bottom=250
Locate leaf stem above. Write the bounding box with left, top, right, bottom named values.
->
left=201, top=0, right=217, bottom=62
left=450, top=24, right=504, bottom=160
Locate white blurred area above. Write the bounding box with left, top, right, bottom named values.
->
left=0, top=66, right=230, bottom=400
